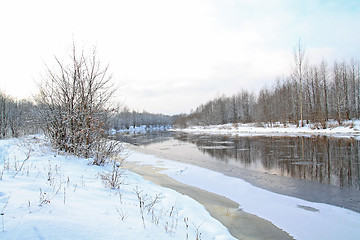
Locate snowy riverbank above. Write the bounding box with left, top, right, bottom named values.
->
left=2, top=135, right=360, bottom=240
left=174, top=120, right=360, bottom=138
left=0, top=136, right=234, bottom=240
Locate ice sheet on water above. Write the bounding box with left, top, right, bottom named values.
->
left=198, top=146, right=234, bottom=150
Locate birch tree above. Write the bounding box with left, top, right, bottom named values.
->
left=292, top=39, right=307, bottom=127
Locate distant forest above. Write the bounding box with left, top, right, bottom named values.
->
left=0, top=93, right=39, bottom=138
left=111, top=107, right=173, bottom=130
left=175, top=51, right=360, bottom=128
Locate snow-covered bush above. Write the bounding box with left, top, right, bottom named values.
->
left=36, top=43, right=120, bottom=164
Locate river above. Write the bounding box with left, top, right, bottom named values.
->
left=113, top=130, right=360, bottom=239
left=116, top=131, right=360, bottom=190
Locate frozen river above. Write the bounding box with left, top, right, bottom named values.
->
left=117, top=131, right=360, bottom=189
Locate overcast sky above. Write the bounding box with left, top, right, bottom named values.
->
left=1, top=0, right=360, bottom=115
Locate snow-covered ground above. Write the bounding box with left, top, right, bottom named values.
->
left=0, top=136, right=234, bottom=240
left=127, top=151, right=360, bottom=240
left=2, top=135, right=360, bottom=240
left=175, top=120, right=360, bottom=138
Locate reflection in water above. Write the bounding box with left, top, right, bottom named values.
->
left=114, top=131, right=360, bottom=190
left=174, top=133, right=360, bottom=190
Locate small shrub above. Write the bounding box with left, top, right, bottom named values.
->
left=100, top=158, right=125, bottom=189
left=39, top=189, right=51, bottom=206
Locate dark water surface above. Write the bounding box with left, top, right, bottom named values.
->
left=114, top=131, right=360, bottom=190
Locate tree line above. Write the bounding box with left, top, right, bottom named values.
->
left=111, top=107, right=173, bottom=130
left=175, top=46, right=360, bottom=128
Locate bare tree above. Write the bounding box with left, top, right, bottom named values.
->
left=320, top=60, right=329, bottom=121
left=292, top=39, right=308, bottom=127
left=333, top=62, right=342, bottom=124
left=37, top=43, right=120, bottom=164
left=349, top=59, right=358, bottom=118
left=0, top=92, right=7, bottom=138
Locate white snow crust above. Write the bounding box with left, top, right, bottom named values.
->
left=175, top=120, right=360, bottom=139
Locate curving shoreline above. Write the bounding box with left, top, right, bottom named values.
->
left=124, top=159, right=293, bottom=240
